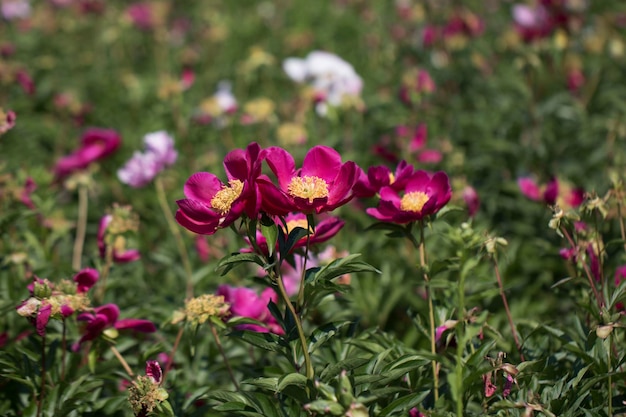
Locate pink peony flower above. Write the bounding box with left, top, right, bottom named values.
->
left=366, top=170, right=452, bottom=223
left=353, top=160, right=415, bottom=198
left=216, top=285, right=282, bottom=334
left=176, top=142, right=264, bottom=235
left=463, top=186, right=480, bottom=217
left=73, top=303, right=156, bottom=350
left=54, top=128, right=121, bottom=179
left=1, top=0, right=30, bottom=20
left=118, top=131, right=177, bottom=188
left=15, top=69, right=35, bottom=96
left=258, top=145, right=359, bottom=215
left=126, top=2, right=153, bottom=30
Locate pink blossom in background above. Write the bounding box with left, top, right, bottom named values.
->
left=517, top=177, right=542, bottom=201
left=353, top=160, right=415, bottom=198
left=15, top=69, right=35, bottom=95
left=54, top=128, right=121, bottom=179
left=126, top=2, right=153, bottom=30
left=567, top=68, right=585, bottom=93
left=216, top=285, right=282, bottom=334
left=1, top=0, right=30, bottom=20
left=73, top=303, right=156, bottom=350
left=463, top=186, right=480, bottom=217
left=518, top=176, right=584, bottom=208
left=399, top=68, right=436, bottom=107
left=0, top=109, right=16, bottom=135
left=1, top=42, right=15, bottom=57
left=118, top=131, right=177, bottom=188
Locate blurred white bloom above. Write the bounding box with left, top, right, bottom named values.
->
left=213, top=81, right=238, bottom=114
left=283, top=51, right=363, bottom=115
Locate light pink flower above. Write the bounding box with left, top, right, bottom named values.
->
left=118, top=131, right=177, bottom=188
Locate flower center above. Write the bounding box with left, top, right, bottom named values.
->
left=285, top=219, right=313, bottom=234
left=400, top=191, right=429, bottom=213
left=389, top=172, right=396, bottom=185
left=211, top=180, right=244, bottom=215
left=287, top=176, right=329, bottom=203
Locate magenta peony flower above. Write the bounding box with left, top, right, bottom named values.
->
left=73, top=303, right=156, bottom=350
left=517, top=177, right=542, bottom=201
left=366, top=170, right=451, bottom=223
left=15, top=69, right=35, bottom=96
left=216, top=285, right=282, bottom=334
left=98, top=214, right=141, bottom=263
left=126, top=2, right=153, bottom=30
left=518, top=176, right=584, bottom=208
left=118, top=131, right=177, bottom=188
left=354, top=160, right=415, bottom=198
left=176, top=142, right=264, bottom=235
left=0, top=108, right=16, bottom=135
left=259, top=146, right=359, bottom=215
left=54, top=128, right=121, bottom=179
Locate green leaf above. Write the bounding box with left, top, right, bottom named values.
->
left=309, top=321, right=351, bottom=353
left=277, top=373, right=308, bottom=392
left=379, top=391, right=430, bottom=416
left=312, top=254, right=380, bottom=283
left=216, top=252, right=266, bottom=275
left=279, top=227, right=310, bottom=257
left=229, top=330, right=284, bottom=352
left=260, top=216, right=278, bottom=257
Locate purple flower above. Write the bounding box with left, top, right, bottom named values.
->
left=54, top=128, right=121, bottom=180
left=366, top=170, right=452, bottom=223
left=258, top=146, right=359, bottom=215
left=73, top=304, right=156, bottom=350
left=118, top=131, right=177, bottom=188
left=1, top=0, right=30, bottom=20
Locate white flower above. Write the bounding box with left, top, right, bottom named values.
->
left=283, top=51, right=363, bottom=115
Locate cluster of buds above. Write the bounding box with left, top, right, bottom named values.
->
left=171, top=294, right=230, bottom=326
left=16, top=269, right=98, bottom=337
left=127, top=361, right=172, bottom=417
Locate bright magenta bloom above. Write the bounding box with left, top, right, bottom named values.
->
left=366, top=170, right=451, bottom=223
left=54, top=128, right=121, bottom=179
left=354, top=160, right=415, bottom=198
left=73, top=304, right=156, bottom=350
left=216, top=285, right=282, bottom=334
left=176, top=143, right=263, bottom=235
left=259, top=145, right=359, bottom=215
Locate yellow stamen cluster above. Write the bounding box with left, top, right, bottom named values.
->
left=400, top=191, right=429, bottom=213
left=172, top=294, right=230, bottom=325
left=210, top=180, right=244, bottom=215
left=287, top=176, right=329, bottom=203
left=285, top=218, right=313, bottom=234
left=127, top=376, right=169, bottom=416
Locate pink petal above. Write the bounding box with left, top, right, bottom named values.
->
left=518, top=177, right=541, bottom=201
left=115, top=318, right=156, bottom=333
left=36, top=304, right=52, bottom=337
left=146, top=360, right=162, bottom=383
left=301, top=146, right=342, bottom=183
left=264, top=147, right=296, bottom=190
left=74, top=268, right=99, bottom=293
left=183, top=172, right=224, bottom=202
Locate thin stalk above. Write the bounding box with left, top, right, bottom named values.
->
left=163, top=327, right=184, bottom=382
left=296, top=214, right=315, bottom=310
left=110, top=345, right=134, bottom=377
left=155, top=176, right=194, bottom=299
left=560, top=226, right=603, bottom=308
left=61, top=321, right=67, bottom=382
left=274, top=268, right=313, bottom=380
left=418, top=221, right=439, bottom=401
left=72, top=184, right=88, bottom=271
left=95, top=245, right=113, bottom=304
left=455, top=261, right=466, bottom=416
left=608, top=333, right=613, bottom=416
left=37, top=334, right=46, bottom=417
left=493, top=257, right=525, bottom=362
left=617, top=201, right=626, bottom=254
left=209, top=323, right=239, bottom=390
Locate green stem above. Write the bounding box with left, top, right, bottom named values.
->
left=608, top=333, right=613, bottom=416
left=95, top=245, right=113, bottom=304
left=110, top=345, right=134, bottom=377
left=37, top=334, right=46, bottom=417
left=72, top=184, right=88, bottom=271
left=209, top=323, right=239, bottom=390
left=418, top=221, right=439, bottom=401
left=455, top=264, right=465, bottom=417
left=296, top=214, right=315, bottom=310
left=274, top=268, right=313, bottom=380
left=560, top=226, right=603, bottom=308
left=155, top=176, right=194, bottom=299
left=163, top=327, right=183, bottom=383
left=493, top=257, right=525, bottom=361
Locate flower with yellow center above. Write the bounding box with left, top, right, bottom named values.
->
left=287, top=176, right=329, bottom=204
left=400, top=191, right=429, bottom=213
left=210, top=180, right=244, bottom=215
